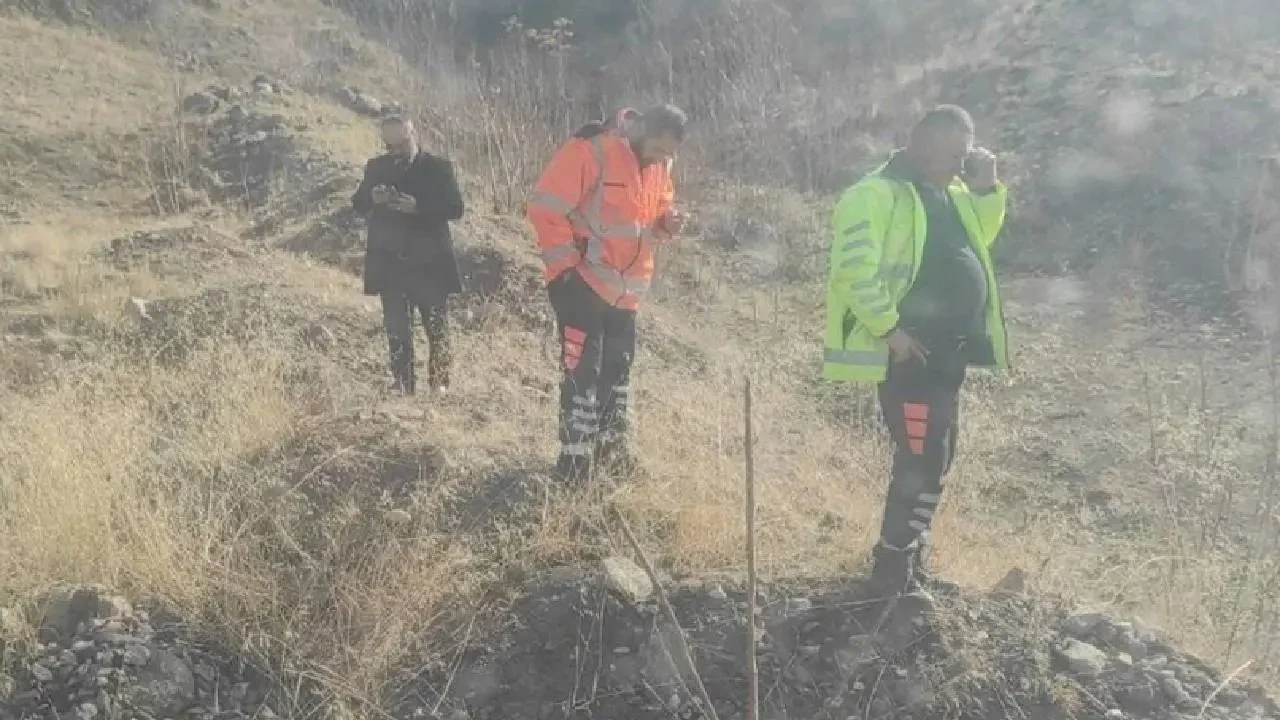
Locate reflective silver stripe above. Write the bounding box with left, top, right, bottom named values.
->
left=561, top=443, right=591, bottom=456
left=913, top=508, right=934, bottom=519
left=612, top=385, right=630, bottom=395
left=841, top=240, right=873, bottom=254
left=849, top=279, right=879, bottom=291
left=572, top=135, right=654, bottom=304
left=571, top=422, right=596, bottom=434
left=824, top=348, right=888, bottom=366
left=853, top=290, right=886, bottom=305
left=842, top=220, right=870, bottom=236
left=528, top=191, right=576, bottom=215
left=542, top=245, right=580, bottom=265
left=839, top=256, right=867, bottom=270
left=908, top=519, right=929, bottom=532
left=917, top=493, right=941, bottom=504
left=861, top=299, right=894, bottom=315
left=572, top=394, right=596, bottom=408
left=572, top=408, right=598, bottom=420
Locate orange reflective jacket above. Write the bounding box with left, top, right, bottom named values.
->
left=527, top=110, right=676, bottom=310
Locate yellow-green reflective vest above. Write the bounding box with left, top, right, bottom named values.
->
left=822, top=165, right=1010, bottom=384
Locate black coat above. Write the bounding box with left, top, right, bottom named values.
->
left=352, top=150, right=465, bottom=297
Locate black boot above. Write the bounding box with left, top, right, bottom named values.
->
left=868, top=542, right=935, bottom=645
left=910, top=531, right=960, bottom=597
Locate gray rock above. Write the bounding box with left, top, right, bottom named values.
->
left=123, top=648, right=195, bottom=716
left=994, top=567, right=1028, bottom=594
left=1055, top=638, right=1108, bottom=676
left=122, top=644, right=151, bottom=667
left=41, top=585, right=109, bottom=642
left=1117, top=682, right=1163, bottom=713
left=1159, top=676, right=1185, bottom=698
left=32, top=664, right=54, bottom=683
left=183, top=91, right=220, bottom=114
left=832, top=634, right=877, bottom=678
left=1116, top=629, right=1147, bottom=660
left=602, top=556, right=652, bottom=604
left=707, top=585, right=728, bottom=602
left=76, top=701, right=98, bottom=720
left=1062, top=612, right=1107, bottom=639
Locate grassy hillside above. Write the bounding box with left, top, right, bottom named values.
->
left=1, top=0, right=1279, bottom=717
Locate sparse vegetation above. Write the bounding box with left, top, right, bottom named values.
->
left=1, top=0, right=1279, bottom=718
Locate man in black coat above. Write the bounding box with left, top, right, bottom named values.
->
left=352, top=116, right=465, bottom=395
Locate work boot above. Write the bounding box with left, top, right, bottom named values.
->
left=910, top=532, right=960, bottom=597
left=555, top=453, right=592, bottom=486
left=868, top=542, right=935, bottom=650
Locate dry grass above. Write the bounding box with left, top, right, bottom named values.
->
left=2, top=0, right=1280, bottom=715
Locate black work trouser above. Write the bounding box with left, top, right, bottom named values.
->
left=876, top=333, right=967, bottom=555
left=548, top=270, right=636, bottom=465
left=380, top=285, right=450, bottom=394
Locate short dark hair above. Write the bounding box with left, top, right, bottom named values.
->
left=641, top=104, right=688, bottom=141
left=911, top=105, right=974, bottom=141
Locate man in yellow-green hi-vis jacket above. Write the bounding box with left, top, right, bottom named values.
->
left=823, top=105, right=1009, bottom=623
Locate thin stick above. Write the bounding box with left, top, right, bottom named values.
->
left=744, top=378, right=760, bottom=720
left=1198, top=659, right=1253, bottom=718
left=612, top=507, right=721, bottom=720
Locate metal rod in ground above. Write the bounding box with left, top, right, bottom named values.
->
left=611, top=507, right=722, bottom=720
left=744, top=377, right=760, bottom=720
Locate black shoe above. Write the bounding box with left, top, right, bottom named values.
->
left=910, top=532, right=960, bottom=597
left=868, top=542, right=936, bottom=643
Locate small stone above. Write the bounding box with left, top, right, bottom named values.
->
left=994, top=567, right=1028, bottom=594
left=1159, top=677, right=1184, bottom=697
left=601, top=556, right=652, bottom=604
left=32, top=664, right=54, bottom=683
left=1062, top=612, right=1107, bottom=639
left=59, top=649, right=78, bottom=666
left=667, top=693, right=681, bottom=711
left=72, top=640, right=95, bottom=655
left=182, top=91, right=220, bottom=115
left=1095, top=621, right=1119, bottom=645
left=708, top=586, right=728, bottom=602
left=1105, top=710, right=1124, bottom=719
left=1115, top=653, right=1133, bottom=666
left=1054, top=638, right=1108, bottom=677
left=76, top=701, right=98, bottom=720
left=1116, top=630, right=1147, bottom=660
left=1118, top=683, right=1163, bottom=713
left=447, top=710, right=467, bottom=720
left=122, top=644, right=151, bottom=666
left=612, top=647, right=631, bottom=655
left=384, top=508, right=412, bottom=525
left=787, top=597, right=812, bottom=613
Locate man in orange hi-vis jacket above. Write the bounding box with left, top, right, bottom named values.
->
left=527, top=105, right=688, bottom=484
